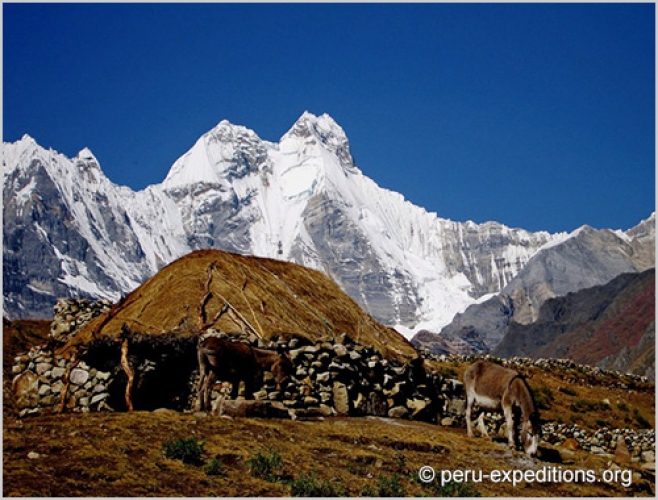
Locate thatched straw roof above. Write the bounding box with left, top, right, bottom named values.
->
left=60, top=249, right=417, bottom=361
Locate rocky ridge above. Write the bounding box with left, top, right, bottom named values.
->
left=417, top=220, right=655, bottom=357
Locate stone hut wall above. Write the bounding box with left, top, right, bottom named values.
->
left=12, top=346, right=113, bottom=417
left=11, top=300, right=467, bottom=423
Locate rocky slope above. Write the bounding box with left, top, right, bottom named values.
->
left=417, top=220, right=655, bottom=354
left=492, top=269, right=655, bottom=379
left=4, top=113, right=557, bottom=334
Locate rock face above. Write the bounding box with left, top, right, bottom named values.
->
left=3, top=113, right=558, bottom=335
left=493, top=269, right=655, bottom=380
left=418, top=221, right=655, bottom=355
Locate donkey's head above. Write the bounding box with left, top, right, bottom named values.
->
left=521, top=412, right=541, bottom=457
left=271, top=352, right=294, bottom=388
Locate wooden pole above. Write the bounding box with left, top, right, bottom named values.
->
left=120, top=337, right=134, bottom=412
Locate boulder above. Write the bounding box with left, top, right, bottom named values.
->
left=388, top=406, right=409, bottom=419
left=218, top=400, right=292, bottom=419
left=13, top=371, right=39, bottom=409
left=614, top=437, right=632, bottom=464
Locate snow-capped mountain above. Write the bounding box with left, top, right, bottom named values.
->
left=4, top=112, right=636, bottom=339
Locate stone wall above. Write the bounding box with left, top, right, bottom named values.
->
left=12, top=345, right=113, bottom=417
left=423, top=352, right=652, bottom=386
left=196, top=331, right=465, bottom=424
left=50, top=298, right=112, bottom=343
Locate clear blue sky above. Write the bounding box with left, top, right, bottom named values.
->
left=3, top=3, right=655, bottom=233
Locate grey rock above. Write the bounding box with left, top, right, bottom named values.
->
left=333, top=344, right=348, bottom=357
left=69, top=368, right=89, bottom=386
left=218, top=400, right=291, bottom=419
left=91, top=393, right=109, bottom=405
left=332, top=382, right=350, bottom=416
left=35, top=363, right=52, bottom=376
left=51, top=381, right=65, bottom=394
left=253, top=390, right=268, bottom=401
left=388, top=406, right=409, bottom=419
left=92, top=383, right=107, bottom=394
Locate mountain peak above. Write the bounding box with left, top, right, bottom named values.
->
left=282, top=112, right=354, bottom=169
left=286, top=111, right=346, bottom=141
left=76, top=147, right=97, bottom=162
left=19, top=133, right=37, bottom=144
left=162, top=119, right=267, bottom=189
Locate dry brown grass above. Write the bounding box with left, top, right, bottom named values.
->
left=3, top=409, right=654, bottom=497
left=60, top=249, right=416, bottom=362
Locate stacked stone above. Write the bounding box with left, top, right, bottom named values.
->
left=425, top=353, right=651, bottom=385
left=539, top=423, right=655, bottom=458
left=470, top=414, right=655, bottom=462
left=12, top=346, right=113, bottom=417
left=50, top=298, right=112, bottom=342
left=201, top=333, right=464, bottom=423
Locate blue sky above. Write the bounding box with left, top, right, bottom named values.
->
left=3, top=3, right=655, bottom=233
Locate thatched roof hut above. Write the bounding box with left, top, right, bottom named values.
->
left=53, top=250, right=417, bottom=412
left=59, top=249, right=416, bottom=360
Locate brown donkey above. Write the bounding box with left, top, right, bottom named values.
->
left=196, top=337, right=294, bottom=412
left=463, top=360, right=541, bottom=456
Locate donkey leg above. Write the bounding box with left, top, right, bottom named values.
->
left=465, top=394, right=474, bottom=437
left=195, top=375, right=205, bottom=412
left=244, top=377, right=256, bottom=400
left=230, top=378, right=241, bottom=399
left=477, top=413, right=490, bottom=439
left=502, top=397, right=516, bottom=449
left=204, top=371, right=217, bottom=412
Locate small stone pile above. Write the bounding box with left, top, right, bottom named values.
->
left=12, top=345, right=112, bottom=417
left=197, top=331, right=465, bottom=423
left=50, top=298, right=112, bottom=343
